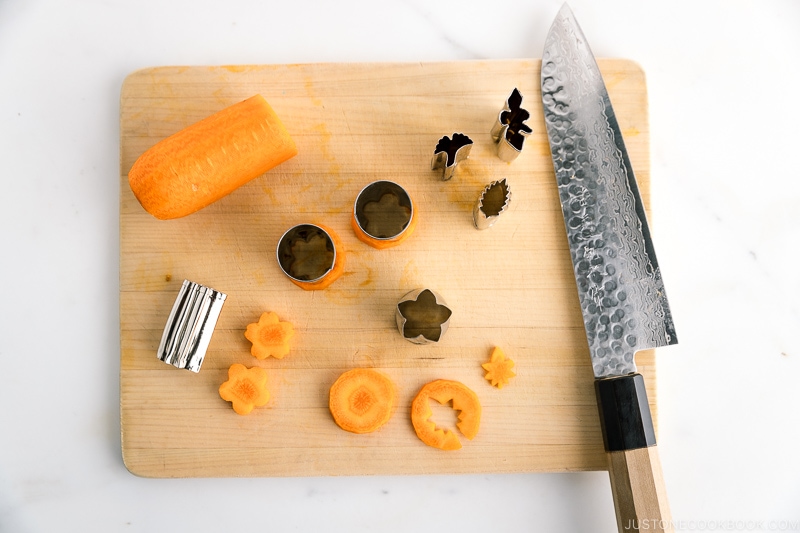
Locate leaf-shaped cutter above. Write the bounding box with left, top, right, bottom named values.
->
left=490, top=88, right=532, bottom=162
left=473, top=178, right=512, bottom=230
left=431, top=133, right=473, bottom=181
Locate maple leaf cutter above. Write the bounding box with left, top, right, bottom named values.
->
left=431, top=133, right=473, bottom=180
left=490, top=88, right=532, bottom=162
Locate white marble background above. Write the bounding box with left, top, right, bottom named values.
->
left=1, top=1, right=799, bottom=531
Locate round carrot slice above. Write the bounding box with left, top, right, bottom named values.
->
left=411, top=379, right=481, bottom=450
left=329, top=369, right=396, bottom=434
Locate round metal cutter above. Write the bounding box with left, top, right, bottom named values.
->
left=352, top=180, right=416, bottom=249
left=276, top=223, right=344, bottom=290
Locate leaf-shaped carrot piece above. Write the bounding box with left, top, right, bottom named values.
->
left=482, top=347, right=516, bottom=389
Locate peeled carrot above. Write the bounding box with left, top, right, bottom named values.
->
left=128, top=94, right=297, bottom=220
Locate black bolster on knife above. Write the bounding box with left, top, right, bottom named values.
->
left=595, top=373, right=656, bottom=452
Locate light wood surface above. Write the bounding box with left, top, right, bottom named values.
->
left=608, top=446, right=673, bottom=532
left=119, top=59, right=656, bottom=478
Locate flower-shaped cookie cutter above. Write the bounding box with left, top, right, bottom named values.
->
left=431, top=133, right=473, bottom=181
left=395, top=288, right=453, bottom=345
left=490, top=88, right=532, bottom=162
left=351, top=180, right=417, bottom=249
left=473, top=178, right=512, bottom=230
left=276, top=223, right=345, bottom=290
left=157, top=279, right=227, bottom=373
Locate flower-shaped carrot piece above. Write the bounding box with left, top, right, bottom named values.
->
left=482, top=347, right=516, bottom=389
left=219, top=364, right=270, bottom=415
left=244, top=311, right=295, bottom=360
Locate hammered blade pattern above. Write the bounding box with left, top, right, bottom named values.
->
left=541, top=5, right=677, bottom=378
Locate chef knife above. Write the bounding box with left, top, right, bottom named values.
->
left=541, top=4, right=678, bottom=531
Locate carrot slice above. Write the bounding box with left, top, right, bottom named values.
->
left=411, top=379, right=481, bottom=450
left=244, top=312, right=295, bottom=360
left=329, top=369, right=396, bottom=434
left=128, top=94, right=297, bottom=220
left=481, top=347, right=516, bottom=389
left=219, top=364, right=270, bottom=415
left=350, top=201, right=418, bottom=249
left=287, top=224, right=346, bottom=291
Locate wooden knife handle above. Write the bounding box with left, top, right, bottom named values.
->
left=596, top=374, right=673, bottom=532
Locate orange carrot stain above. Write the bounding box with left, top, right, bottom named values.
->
left=400, top=260, right=420, bottom=288
left=222, top=65, right=247, bottom=73
left=260, top=184, right=279, bottom=205
left=458, top=157, right=490, bottom=189
left=311, top=122, right=341, bottom=176
left=323, top=262, right=376, bottom=302
left=323, top=286, right=363, bottom=304
left=251, top=271, right=266, bottom=286
left=312, top=123, right=333, bottom=155
left=305, top=77, right=322, bottom=106
left=325, top=205, right=346, bottom=215
left=147, top=70, right=176, bottom=97
left=359, top=267, right=375, bottom=287
left=354, top=350, right=376, bottom=367
left=211, top=87, right=229, bottom=103
left=443, top=180, right=471, bottom=208
left=623, top=127, right=640, bottom=137
left=533, top=138, right=552, bottom=157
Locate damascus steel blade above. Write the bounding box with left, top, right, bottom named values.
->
left=541, top=4, right=677, bottom=378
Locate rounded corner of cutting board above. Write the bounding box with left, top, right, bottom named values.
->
left=120, top=444, right=156, bottom=479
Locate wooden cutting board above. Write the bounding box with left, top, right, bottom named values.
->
left=119, top=59, right=656, bottom=478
